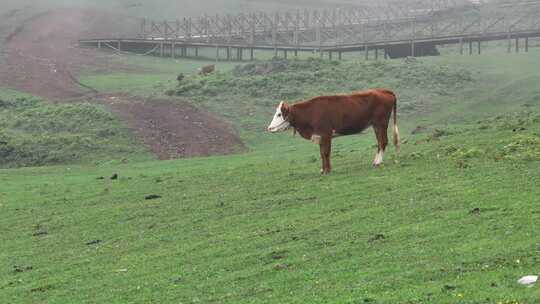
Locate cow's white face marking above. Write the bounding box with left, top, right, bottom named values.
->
left=267, top=102, right=290, bottom=133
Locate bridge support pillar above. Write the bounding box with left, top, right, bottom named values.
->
left=477, top=41, right=481, bottom=55
left=525, top=37, right=529, bottom=52
left=195, top=47, right=199, bottom=57
left=284, top=49, right=288, bottom=59
left=411, top=41, right=415, bottom=57
left=171, top=43, right=175, bottom=58
left=98, top=41, right=101, bottom=49
left=250, top=48, right=254, bottom=61
left=516, top=38, right=519, bottom=53
left=227, top=46, right=231, bottom=61
left=118, top=40, right=122, bottom=52
left=338, top=51, right=342, bottom=60
left=507, top=34, right=512, bottom=53
left=375, top=48, right=379, bottom=60
left=160, top=43, right=164, bottom=57
left=294, top=49, right=298, bottom=57
left=364, top=44, right=368, bottom=60
left=215, top=46, right=220, bottom=61
left=459, top=38, right=463, bottom=55
left=329, top=51, right=333, bottom=60
left=469, top=41, right=472, bottom=55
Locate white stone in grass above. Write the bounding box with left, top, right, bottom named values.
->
left=517, top=275, right=538, bottom=286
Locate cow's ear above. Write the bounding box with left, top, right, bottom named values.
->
left=281, top=102, right=289, bottom=116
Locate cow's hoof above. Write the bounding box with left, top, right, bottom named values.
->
left=372, top=163, right=382, bottom=168
left=320, top=169, right=330, bottom=175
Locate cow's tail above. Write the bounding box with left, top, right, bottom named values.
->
left=392, top=93, right=400, bottom=153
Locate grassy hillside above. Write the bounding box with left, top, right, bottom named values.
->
left=81, top=48, right=540, bottom=145
left=0, top=89, right=151, bottom=168
left=1, top=109, right=540, bottom=303
left=3, top=10, right=540, bottom=301
left=171, top=58, right=473, bottom=146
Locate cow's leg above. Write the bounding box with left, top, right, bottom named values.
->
left=319, top=136, right=332, bottom=174
left=373, top=125, right=388, bottom=166
left=372, top=127, right=382, bottom=166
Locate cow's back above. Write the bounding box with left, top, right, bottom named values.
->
left=303, top=89, right=394, bottom=135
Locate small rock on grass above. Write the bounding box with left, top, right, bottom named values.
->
left=114, top=269, right=128, bottom=273
left=470, top=207, right=481, bottom=215
left=145, top=194, right=162, bottom=200
left=517, top=275, right=538, bottom=286
left=368, top=233, right=386, bottom=243
left=32, top=231, right=48, bottom=237
left=13, top=265, right=33, bottom=273
left=442, top=284, right=457, bottom=292
left=85, top=239, right=102, bottom=246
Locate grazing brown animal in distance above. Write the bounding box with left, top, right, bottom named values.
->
left=267, top=89, right=400, bottom=174
left=198, top=64, right=215, bottom=76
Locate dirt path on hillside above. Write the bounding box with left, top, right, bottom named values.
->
left=102, top=96, right=245, bottom=159
left=0, top=8, right=245, bottom=159
left=0, top=8, right=140, bottom=99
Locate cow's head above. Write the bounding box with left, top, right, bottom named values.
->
left=267, top=102, right=291, bottom=133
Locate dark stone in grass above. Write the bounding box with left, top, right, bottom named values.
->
left=490, top=282, right=498, bottom=287
left=274, top=263, right=288, bottom=270
left=30, top=285, right=53, bottom=293
left=270, top=251, right=287, bottom=260
left=363, top=298, right=376, bottom=303
left=470, top=207, right=481, bottom=215
left=13, top=265, right=33, bottom=273
left=85, top=239, right=102, bottom=246
left=145, top=194, right=162, bottom=200
left=512, top=127, right=527, bottom=132
left=32, top=231, right=48, bottom=237
left=96, top=176, right=105, bottom=180
left=172, top=277, right=182, bottom=284
left=369, top=233, right=386, bottom=243
left=442, top=284, right=457, bottom=292
left=8, top=280, right=22, bottom=286
left=110, top=173, right=118, bottom=180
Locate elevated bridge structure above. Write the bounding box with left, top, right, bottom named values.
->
left=80, top=0, right=540, bottom=60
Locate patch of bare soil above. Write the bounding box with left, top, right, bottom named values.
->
left=0, top=8, right=246, bottom=159
left=102, top=95, right=245, bottom=159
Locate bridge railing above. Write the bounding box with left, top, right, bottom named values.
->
left=138, top=1, right=540, bottom=48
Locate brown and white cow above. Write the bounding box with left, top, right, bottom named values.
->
left=267, top=89, right=400, bottom=174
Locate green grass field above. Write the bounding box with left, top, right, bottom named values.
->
left=3, top=32, right=540, bottom=303
left=0, top=88, right=152, bottom=168
left=1, top=109, right=540, bottom=303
